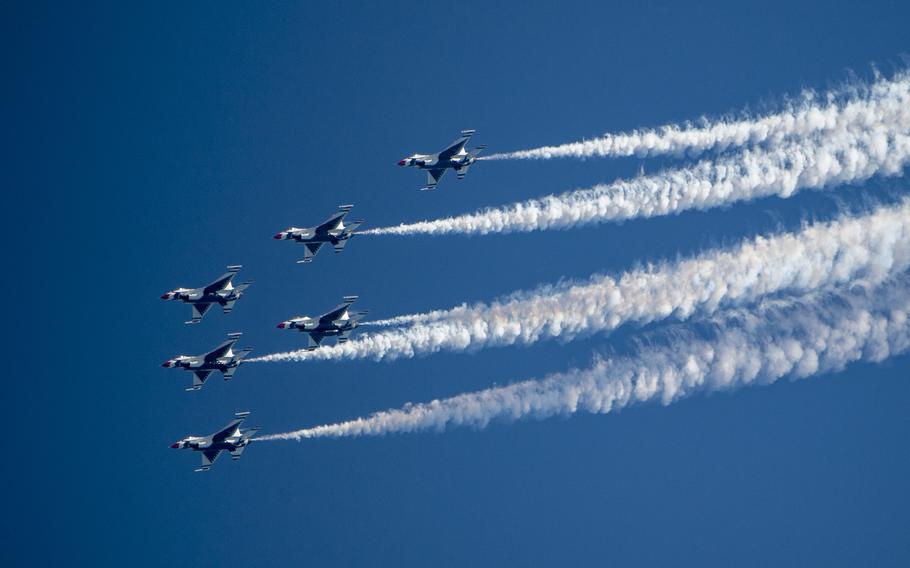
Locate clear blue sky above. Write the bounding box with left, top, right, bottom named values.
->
left=7, top=1, right=910, bottom=565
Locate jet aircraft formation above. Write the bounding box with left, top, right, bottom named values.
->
left=161, top=130, right=485, bottom=471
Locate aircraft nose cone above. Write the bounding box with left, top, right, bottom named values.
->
left=161, top=361, right=172, bottom=367
left=276, top=322, right=287, bottom=329
left=273, top=232, right=284, bottom=240
left=170, top=442, right=181, bottom=449
left=397, top=160, right=406, bottom=166
left=160, top=293, right=170, bottom=300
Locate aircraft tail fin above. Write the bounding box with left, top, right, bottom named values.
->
left=345, top=220, right=364, bottom=235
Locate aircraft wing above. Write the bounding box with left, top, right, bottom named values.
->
left=191, top=370, right=213, bottom=390
left=424, top=168, right=447, bottom=191
left=318, top=296, right=358, bottom=324
left=203, top=333, right=241, bottom=362
left=298, top=242, right=324, bottom=263
left=189, top=303, right=212, bottom=324
left=202, top=265, right=241, bottom=294
left=437, top=129, right=475, bottom=161
left=315, top=205, right=353, bottom=234
left=197, top=449, right=222, bottom=472
left=306, top=331, right=326, bottom=350
left=211, top=412, right=250, bottom=443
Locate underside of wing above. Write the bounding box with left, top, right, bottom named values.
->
left=197, top=449, right=221, bottom=471
left=298, top=242, right=324, bottom=264
left=191, top=370, right=213, bottom=390
left=189, top=303, right=212, bottom=324
left=424, top=168, right=447, bottom=190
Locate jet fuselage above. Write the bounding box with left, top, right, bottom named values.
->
left=171, top=435, right=249, bottom=452
left=162, top=356, right=238, bottom=373
left=399, top=152, right=475, bottom=171
left=160, top=288, right=240, bottom=305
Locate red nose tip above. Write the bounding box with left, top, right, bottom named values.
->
left=273, top=232, right=284, bottom=240
left=160, top=293, right=170, bottom=299
left=170, top=442, right=181, bottom=449
left=398, top=160, right=406, bottom=166
left=276, top=322, right=287, bottom=329
left=161, top=361, right=172, bottom=367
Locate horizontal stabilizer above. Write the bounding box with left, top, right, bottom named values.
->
left=343, top=295, right=359, bottom=301
left=234, top=411, right=251, bottom=419
left=338, top=204, right=354, bottom=211
left=460, top=129, right=476, bottom=137
left=226, top=265, right=242, bottom=272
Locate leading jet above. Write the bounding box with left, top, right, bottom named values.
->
left=162, top=332, right=252, bottom=391
left=160, top=265, right=252, bottom=324
left=276, top=295, right=367, bottom=350
left=273, top=204, right=364, bottom=264
left=398, top=129, right=486, bottom=190
left=171, top=411, right=259, bottom=472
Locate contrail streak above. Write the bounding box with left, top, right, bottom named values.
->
left=364, top=124, right=910, bottom=237
left=256, top=276, right=910, bottom=441
left=249, top=200, right=910, bottom=364
left=360, top=307, right=464, bottom=328
left=483, top=71, right=910, bottom=160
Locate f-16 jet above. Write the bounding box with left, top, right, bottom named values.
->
left=276, top=295, right=367, bottom=350
left=162, top=332, right=252, bottom=391
left=398, top=129, right=485, bottom=190
left=171, top=411, right=259, bottom=472
left=273, top=204, right=364, bottom=263
left=160, top=265, right=252, bottom=324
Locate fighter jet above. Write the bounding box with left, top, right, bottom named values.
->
left=273, top=204, right=364, bottom=264
left=162, top=332, right=252, bottom=391
left=398, top=129, right=486, bottom=190
left=171, top=411, right=259, bottom=472
left=160, top=265, right=252, bottom=324
left=276, top=295, right=367, bottom=350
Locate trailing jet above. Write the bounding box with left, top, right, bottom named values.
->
left=273, top=204, right=363, bottom=264
left=162, top=332, right=252, bottom=391
left=160, top=265, right=252, bottom=324
left=276, top=295, right=367, bottom=350
left=171, top=412, right=259, bottom=472
left=398, top=129, right=486, bottom=190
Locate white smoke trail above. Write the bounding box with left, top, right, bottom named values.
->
left=483, top=71, right=910, bottom=160
left=256, top=275, right=910, bottom=441
left=365, top=112, right=910, bottom=238
left=249, top=199, right=910, bottom=364
left=360, top=306, right=465, bottom=328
